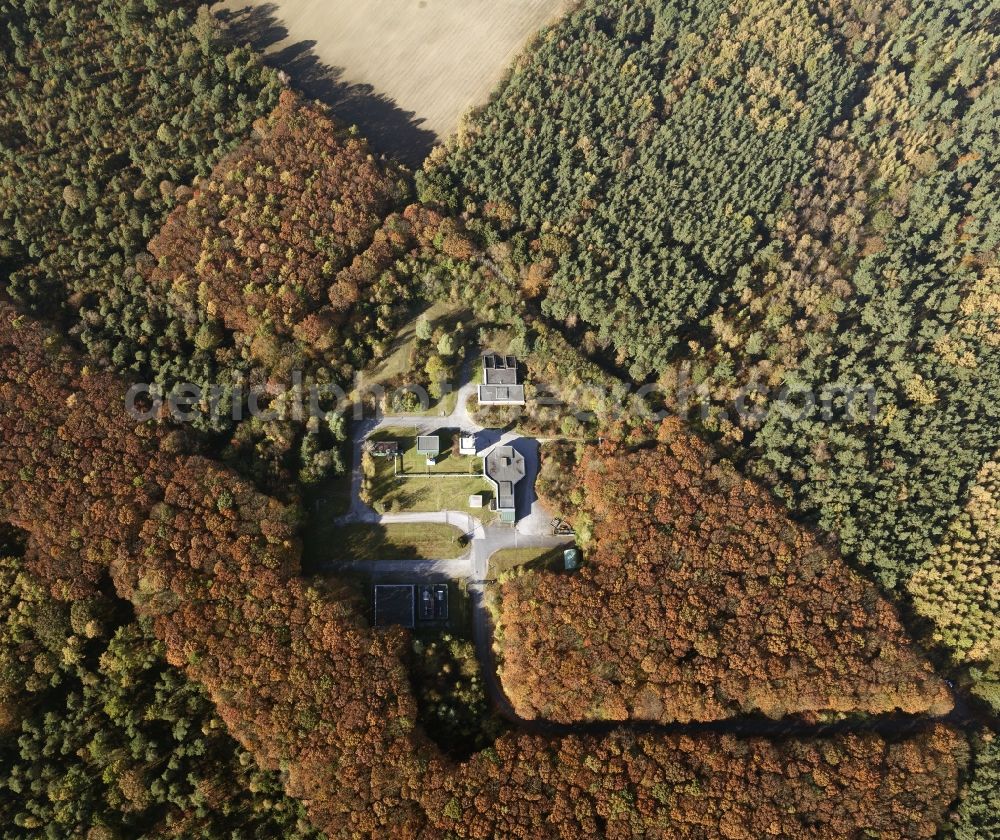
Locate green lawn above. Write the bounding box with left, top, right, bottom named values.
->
left=489, top=546, right=564, bottom=577
left=415, top=387, right=459, bottom=417
left=301, top=469, right=355, bottom=571
left=363, top=300, right=466, bottom=386
left=377, top=476, right=495, bottom=522
left=368, top=427, right=495, bottom=521
left=328, top=523, right=468, bottom=562
left=306, top=468, right=353, bottom=517
left=372, top=427, right=481, bottom=476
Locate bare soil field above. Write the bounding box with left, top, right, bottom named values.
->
left=214, top=0, right=568, bottom=165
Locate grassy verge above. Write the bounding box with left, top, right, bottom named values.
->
left=363, top=300, right=465, bottom=385
left=489, top=546, right=564, bottom=577
left=307, top=468, right=353, bottom=517
left=301, top=469, right=355, bottom=570
left=330, top=523, right=467, bottom=562
left=358, top=299, right=476, bottom=416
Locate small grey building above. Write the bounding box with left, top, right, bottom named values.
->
left=416, top=435, right=440, bottom=465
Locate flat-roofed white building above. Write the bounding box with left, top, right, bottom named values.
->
left=478, top=353, right=525, bottom=406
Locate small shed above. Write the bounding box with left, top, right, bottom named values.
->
left=563, top=548, right=581, bottom=571
left=468, top=494, right=484, bottom=509
left=459, top=432, right=477, bottom=456
left=416, top=435, right=440, bottom=465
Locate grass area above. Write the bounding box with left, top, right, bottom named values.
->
left=383, top=428, right=479, bottom=475
left=364, top=300, right=462, bottom=385
left=301, top=468, right=356, bottom=571
left=415, top=387, right=459, bottom=417
left=330, top=523, right=467, bottom=562
left=378, top=475, right=495, bottom=524
left=308, top=468, right=353, bottom=517
left=489, top=546, right=565, bottom=577
left=368, top=427, right=496, bottom=522
left=355, top=300, right=475, bottom=416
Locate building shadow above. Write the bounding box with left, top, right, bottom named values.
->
left=216, top=3, right=439, bottom=167
left=507, top=437, right=541, bottom=522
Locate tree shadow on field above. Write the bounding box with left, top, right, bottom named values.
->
left=216, top=3, right=439, bottom=167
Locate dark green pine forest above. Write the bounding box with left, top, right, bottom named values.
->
left=421, top=0, right=1000, bottom=718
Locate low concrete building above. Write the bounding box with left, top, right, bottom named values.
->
left=484, top=445, right=526, bottom=523
left=478, top=352, right=525, bottom=406
left=459, top=431, right=477, bottom=456
left=468, top=493, right=484, bottom=509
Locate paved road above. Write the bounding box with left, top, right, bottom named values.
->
left=319, top=556, right=475, bottom=578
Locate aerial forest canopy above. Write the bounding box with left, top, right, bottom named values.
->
left=0, top=299, right=970, bottom=840
left=420, top=0, right=858, bottom=377
left=0, top=0, right=998, bottom=836
left=0, top=542, right=323, bottom=839
left=498, top=423, right=951, bottom=724
left=421, top=0, right=1000, bottom=708
left=0, top=0, right=281, bottom=315
left=0, top=1, right=450, bottom=495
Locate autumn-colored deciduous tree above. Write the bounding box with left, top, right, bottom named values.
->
left=910, top=456, right=1000, bottom=712
left=419, top=0, right=1000, bottom=725
left=498, top=419, right=951, bottom=724
left=0, top=301, right=432, bottom=833
left=425, top=725, right=966, bottom=840
left=127, top=92, right=450, bottom=492
left=0, top=548, right=323, bottom=838
left=0, top=305, right=967, bottom=837
left=145, top=90, right=412, bottom=374
left=0, top=1, right=281, bottom=320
